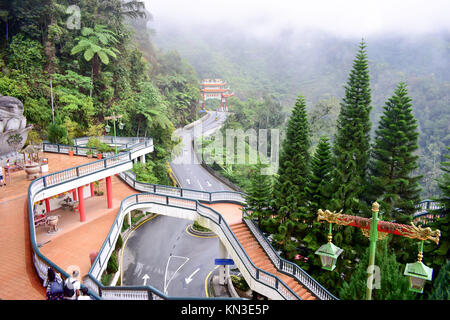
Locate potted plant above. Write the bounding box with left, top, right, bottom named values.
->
left=87, top=137, right=102, bottom=159
left=97, top=142, right=112, bottom=158
left=68, top=146, right=74, bottom=156
left=86, top=150, right=93, bottom=158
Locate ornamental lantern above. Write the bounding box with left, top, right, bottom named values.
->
left=403, top=243, right=433, bottom=293
left=315, top=224, right=343, bottom=271
left=315, top=241, right=343, bottom=271
left=105, top=123, right=111, bottom=133
left=118, top=121, right=124, bottom=130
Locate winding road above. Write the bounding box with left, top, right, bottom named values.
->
left=121, top=111, right=233, bottom=298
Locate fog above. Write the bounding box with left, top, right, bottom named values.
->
left=144, top=0, right=450, bottom=39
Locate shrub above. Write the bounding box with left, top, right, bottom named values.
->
left=106, top=252, right=118, bottom=274
left=231, top=275, right=250, bottom=291
left=48, top=121, right=69, bottom=145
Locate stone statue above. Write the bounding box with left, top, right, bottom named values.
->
left=0, top=96, right=32, bottom=164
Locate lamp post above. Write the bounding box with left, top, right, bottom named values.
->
left=316, top=202, right=441, bottom=300
left=104, top=113, right=124, bottom=155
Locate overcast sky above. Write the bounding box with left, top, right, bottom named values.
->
left=144, top=0, right=450, bottom=38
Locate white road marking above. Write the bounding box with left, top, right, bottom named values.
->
left=185, top=268, right=200, bottom=285
left=142, top=274, right=150, bottom=286
left=164, top=255, right=189, bottom=295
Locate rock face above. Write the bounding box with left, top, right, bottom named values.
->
left=0, top=96, right=32, bottom=157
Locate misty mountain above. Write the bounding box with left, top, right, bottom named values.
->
left=146, top=23, right=449, bottom=197
left=152, top=24, right=449, bottom=103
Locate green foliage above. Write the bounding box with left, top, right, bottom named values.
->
left=47, top=118, right=69, bottom=145
left=306, top=136, right=333, bottom=214
left=243, top=160, right=273, bottom=229
left=7, top=34, right=44, bottom=76
left=428, top=259, right=450, bottom=300
left=271, top=96, right=311, bottom=259
left=71, top=25, right=120, bottom=65
left=368, top=82, right=422, bottom=220
left=0, top=75, right=30, bottom=101
left=106, top=252, right=118, bottom=274
left=130, top=81, right=173, bottom=137
left=424, top=147, right=450, bottom=278
left=330, top=40, right=373, bottom=216
left=132, top=162, right=158, bottom=185
left=192, top=220, right=211, bottom=233
left=231, top=275, right=250, bottom=291
left=339, top=239, right=415, bottom=300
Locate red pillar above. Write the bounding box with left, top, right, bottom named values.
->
left=72, top=189, right=77, bottom=201
left=106, top=176, right=112, bottom=209
left=90, top=182, right=95, bottom=197
left=45, top=198, right=51, bottom=213
left=220, top=94, right=223, bottom=111
left=78, top=186, right=85, bottom=222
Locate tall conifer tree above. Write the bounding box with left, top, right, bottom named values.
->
left=271, top=95, right=311, bottom=258
left=243, top=159, right=273, bottom=229
left=424, top=147, right=450, bottom=278
left=368, top=82, right=422, bottom=220
left=330, top=40, right=373, bottom=216
left=307, top=136, right=333, bottom=214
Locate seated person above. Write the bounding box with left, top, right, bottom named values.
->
left=64, top=197, right=73, bottom=203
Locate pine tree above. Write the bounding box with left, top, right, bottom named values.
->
left=424, top=147, right=450, bottom=278
left=297, top=136, right=334, bottom=269
left=435, top=146, right=450, bottom=214
left=270, top=95, right=311, bottom=259
left=243, top=159, right=273, bottom=229
left=368, top=82, right=422, bottom=220
left=428, top=259, right=450, bottom=300
left=330, top=40, right=373, bottom=216
left=307, top=136, right=333, bottom=214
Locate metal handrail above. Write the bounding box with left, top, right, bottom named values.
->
left=242, top=212, right=339, bottom=300
left=87, top=191, right=301, bottom=300
left=27, top=139, right=154, bottom=299
left=116, top=171, right=337, bottom=300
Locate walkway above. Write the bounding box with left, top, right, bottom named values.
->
left=0, top=153, right=94, bottom=300
left=1, top=152, right=325, bottom=300
left=39, top=175, right=136, bottom=281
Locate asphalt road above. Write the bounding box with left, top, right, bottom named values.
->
left=170, top=111, right=232, bottom=192
left=121, top=215, right=220, bottom=298
left=121, top=111, right=232, bottom=298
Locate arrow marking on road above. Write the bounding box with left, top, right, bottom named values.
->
left=164, top=255, right=189, bottom=295
left=142, top=274, right=150, bottom=286
left=206, top=180, right=212, bottom=187
left=186, top=178, right=191, bottom=185
left=185, top=268, right=200, bottom=285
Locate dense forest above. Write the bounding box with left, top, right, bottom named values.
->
left=154, top=24, right=450, bottom=198
left=0, top=0, right=201, bottom=185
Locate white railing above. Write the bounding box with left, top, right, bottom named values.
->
left=87, top=192, right=301, bottom=300
left=243, top=213, right=338, bottom=300
left=28, top=138, right=154, bottom=300
left=114, top=171, right=337, bottom=300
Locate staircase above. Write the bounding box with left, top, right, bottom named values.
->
left=230, top=223, right=316, bottom=300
